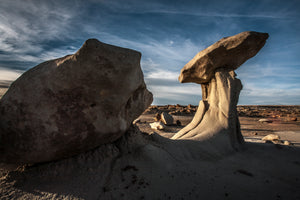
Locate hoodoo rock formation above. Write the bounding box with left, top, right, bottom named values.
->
left=172, top=31, right=269, bottom=151
left=0, top=39, right=153, bottom=165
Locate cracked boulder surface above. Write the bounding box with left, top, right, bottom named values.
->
left=172, top=31, right=269, bottom=152
left=0, top=39, right=153, bottom=165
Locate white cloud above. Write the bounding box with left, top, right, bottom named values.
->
left=149, top=84, right=201, bottom=97
left=239, top=81, right=300, bottom=105
left=0, top=0, right=80, bottom=64
left=149, top=83, right=202, bottom=105
left=146, top=70, right=178, bottom=80
left=0, top=68, right=23, bottom=81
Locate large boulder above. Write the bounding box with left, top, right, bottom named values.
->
left=0, top=39, right=153, bottom=165
left=179, top=31, right=269, bottom=84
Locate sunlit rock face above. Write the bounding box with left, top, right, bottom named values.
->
left=179, top=31, right=269, bottom=84
left=173, top=31, right=269, bottom=151
left=0, top=39, right=153, bottom=165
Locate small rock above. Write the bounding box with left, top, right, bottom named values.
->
left=149, top=122, right=165, bottom=130
left=262, top=134, right=280, bottom=141
left=154, top=113, right=161, bottom=122
left=176, top=104, right=183, bottom=109
left=186, top=109, right=192, bottom=114
left=176, top=120, right=182, bottom=126
left=283, top=140, right=291, bottom=146
left=259, top=119, right=273, bottom=123
left=133, top=119, right=141, bottom=125
left=161, top=112, right=174, bottom=125
left=168, top=105, right=176, bottom=109
left=289, top=117, right=297, bottom=121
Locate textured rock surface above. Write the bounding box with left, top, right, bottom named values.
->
left=0, top=39, right=153, bottom=165
left=179, top=31, right=269, bottom=84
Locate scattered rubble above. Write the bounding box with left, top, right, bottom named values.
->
left=154, top=113, right=161, bottom=121
left=262, top=134, right=280, bottom=142
left=149, top=121, right=165, bottom=130
left=143, top=105, right=300, bottom=122
left=259, top=119, right=273, bottom=123
left=161, top=112, right=174, bottom=125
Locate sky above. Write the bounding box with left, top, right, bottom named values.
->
left=0, top=0, right=299, bottom=105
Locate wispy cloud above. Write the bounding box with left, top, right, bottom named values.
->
left=98, top=33, right=202, bottom=64
left=97, top=0, right=297, bottom=19
left=237, top=63, right=300, bottom=79
left=149, top=83, right=202, bottom=105
left=0, top=0, right=80, bottom=65
left=0, top=67, right=22, bottom=81
left=239, top=85, right=300, bottom=105
left=130, top=10, right=292, bottom=19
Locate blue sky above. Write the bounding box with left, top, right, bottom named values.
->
left=0, top=0, right=299, bottom=105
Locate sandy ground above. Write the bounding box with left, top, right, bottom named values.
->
left=136, top=114, right=300, bottom=147
left=0, top=124, right=299, bottom=200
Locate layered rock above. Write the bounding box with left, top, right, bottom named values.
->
left=172, top=31, right=269, bottom=151
left=0, top=39, right=153, bottom=165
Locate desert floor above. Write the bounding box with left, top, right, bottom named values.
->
left=137, top=105, right=300, bottom=147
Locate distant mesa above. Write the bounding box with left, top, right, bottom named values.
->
left=0, top=39, right=153, bottom=165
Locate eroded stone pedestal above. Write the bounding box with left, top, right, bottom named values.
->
left=172, top=69, right=244, bottom=151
